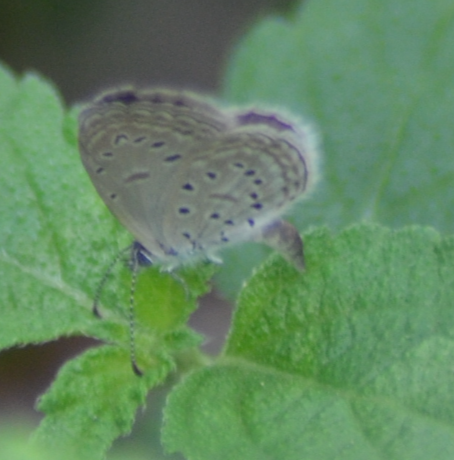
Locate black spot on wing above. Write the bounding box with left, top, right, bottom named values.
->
left=164, top=154, right=182, bottom=162
left=125, top=172, right=150, bottom=183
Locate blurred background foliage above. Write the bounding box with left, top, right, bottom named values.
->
left=0, top=0, right=296, bottom=103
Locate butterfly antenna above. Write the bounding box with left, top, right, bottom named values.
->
left=93, top=245, right=132, bottom=317
left=129, top=248, right=143, bottom=376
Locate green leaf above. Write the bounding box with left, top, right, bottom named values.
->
left=163, top=225, right=454, bottom=460
left=0, top=63, right=215, bottom=457
left=32, top=345, right=172, bottom=460
left=0, top=65, right=119, bottom=348
left=218, top=0, right=454, bottom=296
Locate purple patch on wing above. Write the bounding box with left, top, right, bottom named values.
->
left=236, top=111, right=294, bottom=132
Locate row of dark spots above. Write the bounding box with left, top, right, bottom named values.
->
left=207, top=164, right=262, bottom=186
left=177, top=159, right=264, bottom=224
left=100, top=139, right=164, bottom=161
left=180, top=216, right=255, bottom=245
left=233, top=162, right=257, bottom=176
left=177, top=207, right=222, bottom=220
left=178, top=207, right=255, bottom=227
left=235, top=164, right=264, bottom=210
left=107, top=90, right=189, bottom=108
left=101, top=139, right=165, bottom=157
left=177, top=207, right=235, bottom=228
left=111, top=134, right=161, bottom=146
left=233, top=161, right=263, bottom=183
left=204, top=166, right=264, bottom=210
left=113, top=133, right=167, bottom=149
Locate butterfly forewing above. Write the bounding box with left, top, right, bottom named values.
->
left=79, top=89, right=231, bottom=261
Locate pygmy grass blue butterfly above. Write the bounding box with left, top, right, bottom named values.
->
left=78, top=87, right=319, bottom=374
left=78, top=87, right=319, bottom=273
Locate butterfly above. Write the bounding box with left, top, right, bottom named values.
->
left=78, top=87, right=319, bottom=272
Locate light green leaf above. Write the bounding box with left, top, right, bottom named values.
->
left=219, top=0, right=454, bottom=295
left=32, top=345, right=172, bottom=460
left=163, top=225, right=454, bottom=460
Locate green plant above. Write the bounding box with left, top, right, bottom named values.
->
left=1, top=0, right=454, bottom=459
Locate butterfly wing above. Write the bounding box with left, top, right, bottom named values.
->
left=161, top=109, right=318, bottom=267
left=78, top=88, right=230, bottom=263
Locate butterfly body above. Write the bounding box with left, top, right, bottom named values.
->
left=79, top=88, right=318, bottom=270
